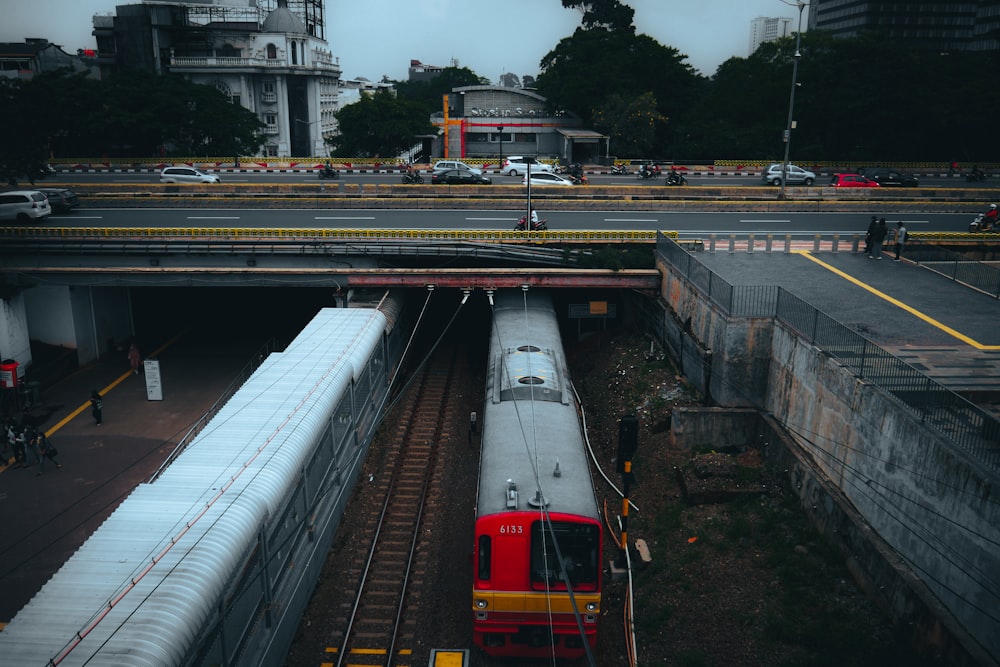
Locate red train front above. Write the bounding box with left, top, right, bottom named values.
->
left=473, top=509, right=602, bottom=658
left=473, top=290, right=603, bottom=659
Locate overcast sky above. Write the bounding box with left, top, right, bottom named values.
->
left=1, top=0, right=807, bottom=80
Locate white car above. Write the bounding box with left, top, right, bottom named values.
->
left=501, top=156, right=554, bottom=176
left=159, top=166, right=221, bottom=183
left=0, top=190, right=52, bottom=222
left=431, top=160, right=482, bottom=176
left=522, top=172, right=573, bottom=187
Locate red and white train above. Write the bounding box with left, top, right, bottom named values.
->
left=472, top=289, right=602, bottom=660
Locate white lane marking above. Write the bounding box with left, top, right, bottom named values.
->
left=186, top=216, right=241, bottom=220
left=315, top=216, right=376, bottom=220
left=739, top=219, right=792, bottom=223
left=604, top=218, right=659, bottom=222
left=52, top=216, right=103, bottom=219
left=467, top=217, right=517, bottom=220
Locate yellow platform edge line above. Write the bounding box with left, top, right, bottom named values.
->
left=793, top=250, right=1000, bottom=350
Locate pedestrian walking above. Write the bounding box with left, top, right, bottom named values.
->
left=894, top=221, right=907, bottom=261
left=38, top=431, right=61, bottom=472
left=128, top=342, right=141, bottom=375
left=870, top=218, right=888, bottom=259
left=12, top=424, right=27, bottom=468
left=90, top=389, right=103, bottom=425
left=865, top=215, right=878, bottom=255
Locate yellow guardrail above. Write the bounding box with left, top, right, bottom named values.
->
left=0, top=227, right=674, bottom=243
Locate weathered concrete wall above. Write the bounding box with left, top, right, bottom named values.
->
left=670, top=408, right=994, bottom=667
left=657, top=256, right=773, bottom=407
left=652, top=255, right=1000, bottom=666
left=766, top=322, right=999, bottom=664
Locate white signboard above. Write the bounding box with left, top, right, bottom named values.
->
left=143, top=359, right=163, bottom=401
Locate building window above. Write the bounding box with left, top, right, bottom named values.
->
left=263, top=81, right=275, bottom=93
left=267, top=44, right=277, bottom=59
left=291, top=41, right=297, bottom=65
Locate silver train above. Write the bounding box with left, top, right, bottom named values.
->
left=0, top=301, right=406, bottom=666
left=472, top=289, right=602, bottom=660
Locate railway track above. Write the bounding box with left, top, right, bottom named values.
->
left=332, top=343, right=460, bottom=667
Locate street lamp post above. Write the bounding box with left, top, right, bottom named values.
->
left=779, top=1, right=806, bottom=200
left=497, top=125, right=504, bottom=175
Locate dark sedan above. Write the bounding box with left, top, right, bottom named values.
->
left=430, top=169, right=492, bottom=185
left=859, top=167, right=919, bottom=187
left=38, top=187, right=80, bottom=213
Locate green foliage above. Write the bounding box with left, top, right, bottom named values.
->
left=330, top=89, right=438, bottom=158
left=0, top=69, right=263, bottom=164
left=592, top=92, right=666, bottom=157
left=394, top=66, right=487, bottom=115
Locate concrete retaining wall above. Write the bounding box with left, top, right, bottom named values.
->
left=651, top=257, right=1000, bottom=666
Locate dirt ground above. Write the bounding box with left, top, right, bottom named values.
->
left=289, top=326, right=947, bottom=667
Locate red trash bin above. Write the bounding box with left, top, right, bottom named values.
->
left=0, top=359, right=18, bottom=389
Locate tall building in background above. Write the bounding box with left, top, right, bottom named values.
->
left=92, top=0, right=340, bottom=157
left=748, top=16, right=794, bottom=56
left=808, top=0, right=1000, bottom=54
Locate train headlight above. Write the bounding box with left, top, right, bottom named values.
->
left=585, top=602, right=598, bottom=612
left=475, top=599, right=489, bottom=609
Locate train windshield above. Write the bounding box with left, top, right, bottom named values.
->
left=530, top=520, right=599, bottom=590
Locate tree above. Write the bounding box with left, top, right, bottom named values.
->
left=330, top=89, right=437, bottom=158
left=394, top=66, right=487, bottom=115
left=591, top=92, right=665, bottom=158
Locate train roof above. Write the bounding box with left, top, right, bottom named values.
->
left=0, top=307, right=387, bottom=666
left=478, top=290, right=599, bottom=521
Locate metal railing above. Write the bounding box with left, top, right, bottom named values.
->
left=906, top=245, right=1000, bottom=299
left=655, top=232, right=1000, bottom=472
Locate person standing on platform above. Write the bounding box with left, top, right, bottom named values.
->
left=90, top=389, right=103, bottom=426
left=128, top=342, right=141, bottom=375
left=865, top=216, right=878, bottom=255
left=894, top=221, right=908, bottom=262
left=870, top=218, right=887, bottom=259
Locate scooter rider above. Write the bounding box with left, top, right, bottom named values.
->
left=983, top=204, right=999, bottom=229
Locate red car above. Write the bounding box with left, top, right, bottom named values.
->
left=829, top=173, right=881, bottom=188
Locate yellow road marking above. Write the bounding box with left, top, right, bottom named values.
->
left=793, top=250, right=1000, bottom=350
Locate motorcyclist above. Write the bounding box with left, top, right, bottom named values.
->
left=983, top=204, right=998, bottom=229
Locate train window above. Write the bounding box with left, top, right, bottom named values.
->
left=530, top=521, right=599, bottom=590
left=478, top=535, right=491, bottom=580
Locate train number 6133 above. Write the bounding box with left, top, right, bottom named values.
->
left=498, top=524, right=523, bottom=534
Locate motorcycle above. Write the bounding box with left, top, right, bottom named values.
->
left=966, top=169, right=986, bottom=182
left=611, top=163, right=630, bottom=175
left=318, top=166, right=339, bottom=180
left=969, top=212, right=999, bottom=232
left=637, top=163, right=661, bottom=180
left=401, top=171, right=424, bottom=184
left=664, top=170, right=688, bottom=186
left=514, top=216, right=548, bottom=231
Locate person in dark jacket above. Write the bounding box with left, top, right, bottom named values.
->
left=870, top=218, right=888, bottom=259
left=90, top=389, right=103, bottom=425
left=865, top=215, right=878, bottom=255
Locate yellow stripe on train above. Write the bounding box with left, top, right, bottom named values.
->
left=472, top=590, right=600, bottom=614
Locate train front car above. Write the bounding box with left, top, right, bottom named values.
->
left=473, top=290, right=602, bottom=660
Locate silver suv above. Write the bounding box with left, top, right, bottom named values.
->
left=432, top=160, right=482, bottom=176
left=160, top=166, right=221, bottom=183
left=760, top=163, right=816, bottom=186
left=0, top=190, right=51, bottom=222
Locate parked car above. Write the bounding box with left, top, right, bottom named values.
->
left=760, top=163, right=816, bottom=186
left=858, top=167, right=919, bottom=187
left=431, top=160, right=482, bottom=176
left=522, top=172, right=574, bottom=187
left=829, top=173, right=881, bottom=188
left=0, top=190, right=52, bottom=222
left=37, top=187, right=79, bottom=213
left=431, top=169, right=492, bottom=185
left=159, top=166, right=221, bottom=183
left=500, top=156, right=554, bottom=176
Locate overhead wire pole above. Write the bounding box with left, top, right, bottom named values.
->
left=779, top=0, right=806, bottom=200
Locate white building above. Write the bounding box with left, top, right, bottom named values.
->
left=749, top=16, right=794, bottom=56
left=93, top=0, right=340, bottom=157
